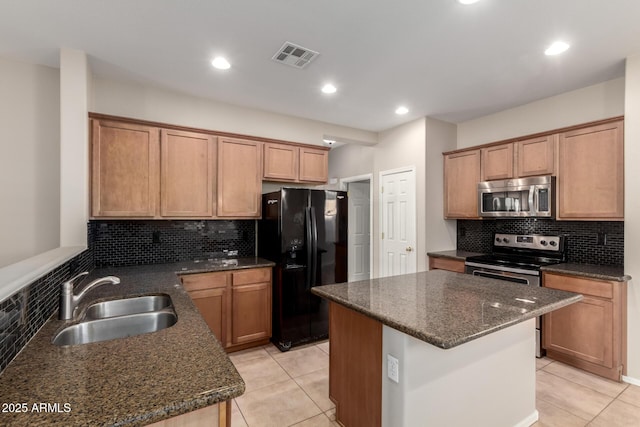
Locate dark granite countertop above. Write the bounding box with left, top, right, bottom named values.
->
left=541, top=263, right=630, bottom=282
left=312, top=270, right=581, bottom=349
left=0, top=257, right=274, bottom=426
left=427, top=250, right=485, bottom=260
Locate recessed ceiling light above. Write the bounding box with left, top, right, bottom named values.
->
left=395, top=106, right=409, bottom=115
left=545, top=41, right=570, bottom=56
left=321, top=83, right=337, bottom=94
left=211, top=56, right=231, bottom=70
left=458, top=0, right=481, bottom=4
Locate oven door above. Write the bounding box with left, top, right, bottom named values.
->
left=464, top=263, right=540, bottom=287
left=465, top=262, right=542, bottom=357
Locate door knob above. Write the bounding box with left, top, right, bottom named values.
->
left=406, top=246, right=413, bottom=252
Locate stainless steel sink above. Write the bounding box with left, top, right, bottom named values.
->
left=52, top=309, right=177, bottom=346
left=83, top=294, right=172, bottom=320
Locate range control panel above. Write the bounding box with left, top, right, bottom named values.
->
left=494, top=234, right=562, bottom=251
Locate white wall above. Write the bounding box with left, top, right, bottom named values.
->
left=624, top=55, right=640, bottom=381
left=91, top=76, right=377, bottom=147
left=0, top=57, right=60, bottom=268
left=425, top=118, right=457, bottom=254
left=457, top=78, right=625, bottom=148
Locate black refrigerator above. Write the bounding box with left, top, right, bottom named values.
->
left=258, top=188, right=347, bottom=351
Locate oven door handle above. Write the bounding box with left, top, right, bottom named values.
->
left=472, top=270, right=531, bottom=285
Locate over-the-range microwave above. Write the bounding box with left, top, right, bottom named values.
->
left=478, top=176, right=555, bottom=218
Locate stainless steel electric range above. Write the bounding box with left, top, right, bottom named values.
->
left=464, top=233, right=567, bottom=357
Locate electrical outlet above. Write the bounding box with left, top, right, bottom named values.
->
left=597, top=233, right=607, bottom=246
left=387, top=354, right=399, bottom=383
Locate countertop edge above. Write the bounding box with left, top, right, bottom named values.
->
left=540, top=264, right=631, bottom=282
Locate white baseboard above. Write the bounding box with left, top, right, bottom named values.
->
left=515, top=410, right=539, bottom=427
left=622, top=375, right=640, bottom=386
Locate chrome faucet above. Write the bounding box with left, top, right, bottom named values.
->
left=59, top=272, right=120, bottom=320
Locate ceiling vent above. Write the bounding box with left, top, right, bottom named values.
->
left=272, top=42, right=319, bottom=69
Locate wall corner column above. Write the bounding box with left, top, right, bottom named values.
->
left=59, top=48, right=89, bottom=247
left=624, top=54, right=640, bottom=382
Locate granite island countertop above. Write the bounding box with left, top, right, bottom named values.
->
left=312, top=270, right=582, bottom=349
left=0, top=257, right=274, bottom=427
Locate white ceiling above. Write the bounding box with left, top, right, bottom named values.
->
left=1, top=0, right=640, bottom=132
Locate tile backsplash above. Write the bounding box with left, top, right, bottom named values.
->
left=0, top=249, right=94, bottom=373
left=457, top=219, right=624, bottom=266
left=90, top=220, right=256, bottom=267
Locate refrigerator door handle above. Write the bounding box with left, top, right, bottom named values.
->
left=305, top=207, right=313, bottom=289
left=310, top=207, right=318, bottom=287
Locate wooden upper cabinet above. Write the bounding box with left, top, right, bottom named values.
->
left=160, top=130, right=216, bottom=217
left=217, top=137, right=262, bottom=218
left=557, top=121, right=624, bottom=220
left=481, top=143, right=513, bottom=181
left=91, top=119, right=160, bottom=217
left=516, top=134, right=556, bottom=177
left=444, top=149, right=481, bottom=218
left=263, top=143, right=299, bottom=182
left=299, top=147, right=328, bottom=183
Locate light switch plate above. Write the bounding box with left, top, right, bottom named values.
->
left=387, top=354, right=399, bottom=383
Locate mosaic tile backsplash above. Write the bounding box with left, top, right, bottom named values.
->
left=90, top=220, right=256, bottom=267
left=0, top=249, right=94, bottom=373
left=457, top=219, right=624, bottom=266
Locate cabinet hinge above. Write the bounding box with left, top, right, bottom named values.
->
left=381, top=186, right=384, bottom=194
left=382, top=232, right=384, bottom=240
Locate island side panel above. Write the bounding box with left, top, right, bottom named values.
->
left=329, top=302, right=382, bottom=427
left=382, top=319, right=538, bottom=427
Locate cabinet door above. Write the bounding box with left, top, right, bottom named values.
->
left=188, top=287, right=229, bottom=346
left=443, top=150, right=481, bottom=218
left=160, top=130, right=216, bottom=217
left=543, top=296, right=613, bottom=368
left=481, top=143, right=513, bottom=181
left=516, top=135, right=555, bottom=177
left=91, top=119, right=160, bottom=217
left=217, top=138, right=262, bottom=218
left=428, top=257, right=465, bottom=273
left=231, top=282, right=272, bottom=345
left=263, top=143, right=298, bottom=181
left=299, top=147, right=328, bottom=183
left=558, top=121, right=624, bottom=220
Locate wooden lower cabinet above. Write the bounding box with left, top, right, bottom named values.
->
left=181, top=267, right=272, bottom=352
left=428, top=256, right=465, bottom=273
left=329, top=302, right=382, bottom=427
left=147, top=401, right=230, bottom=427
left=543, top=272, right=627, bottom=381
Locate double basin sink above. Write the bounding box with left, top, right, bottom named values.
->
left=52, top=294, right=177, bottom=346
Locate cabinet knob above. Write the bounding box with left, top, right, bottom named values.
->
left=406, top=246, right=413, bottom=252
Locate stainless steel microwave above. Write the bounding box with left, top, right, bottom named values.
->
left=478, top=176, right=555, bottom=218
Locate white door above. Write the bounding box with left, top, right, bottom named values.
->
left=380, top=168, right=416, bottom=277
left=348, top=181, right=371, bottom=282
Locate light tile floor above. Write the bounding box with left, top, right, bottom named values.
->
left=230, top=341, right=640, bottom=427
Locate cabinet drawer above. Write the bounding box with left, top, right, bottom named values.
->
left=181, top=272, right=229, bottom=291
left=543, top=273, right=613, bottom=299
left=232, top=268, right=272, bottom=286
left=428, top=257, right=465, bottom=273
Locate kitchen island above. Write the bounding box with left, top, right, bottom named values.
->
left=312, top=269, right=582, bottom=427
